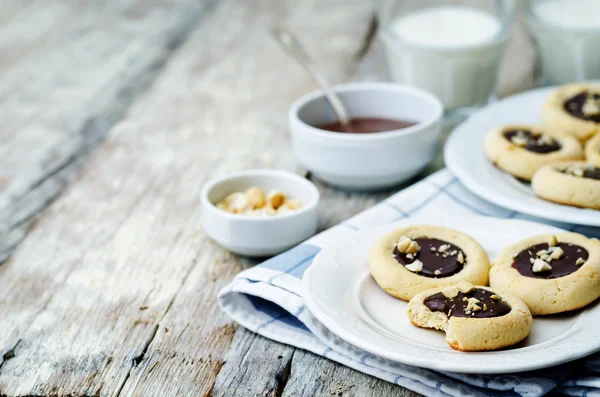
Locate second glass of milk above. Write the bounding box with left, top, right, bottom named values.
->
left=378, top=0, right=516, bottom=114
left=528, top=0, right=600, bottom=85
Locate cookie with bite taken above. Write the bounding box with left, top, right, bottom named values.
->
left=407, top=281, right=532, bottom=351
left=369, top=225, right=490, bottom=301
left=490, top=233, right=600, bottom=315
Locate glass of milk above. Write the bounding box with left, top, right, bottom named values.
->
left=527, top=0, right=600, bottom=85
left=377, top=0, right=516, bottom=115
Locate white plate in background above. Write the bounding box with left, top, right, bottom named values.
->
left=444, top=86, right=600, bottom=226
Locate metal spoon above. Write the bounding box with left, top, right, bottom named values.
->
left=270, top=24, right=350, bottom=128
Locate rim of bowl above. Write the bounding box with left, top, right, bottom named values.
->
left=289, top=82, right=444, bottom=142
left=201, top=169, right=320, bottom=222
left=525, top=4, right=600, bottom=34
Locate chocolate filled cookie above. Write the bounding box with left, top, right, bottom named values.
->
left=542, top=83, right=600, bottom=142
left=484, top=124, right=583, bottom=180
left=532, top=161, right=600, bottom=209
left=585, top=133, right=600, bottom=166
left=490, top=233, right=600, bottom=315
left=407, top=281, right=532, bottom=351
left=368, top=225, right=489, bottom=301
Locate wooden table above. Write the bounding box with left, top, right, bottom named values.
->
left=0, top=1, right=536, bottom=396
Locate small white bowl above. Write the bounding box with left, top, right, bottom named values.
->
left=201, top=169, right=319, bottom=257
left=289, top=82, right=443, bottom=190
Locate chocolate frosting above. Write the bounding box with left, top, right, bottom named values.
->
left=583, top=167, right=600, bottom=180
left=393, top=238, right=464, bottom=278
left=504, top=130, right=561, bottom=154
left=512, top=242, right=589, bottom=279
left=563, top=91, right=600, bottom=122
left=424, top=289, right=511, bottom=318
left=560, top=164, right=600, bottom=180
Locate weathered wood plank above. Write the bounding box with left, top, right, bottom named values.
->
left=211, top=328, right=296, bottom=397
left=0, top=0, right=376, bottom=395
left=283, top=349, right=420, bottom=397
left=117, top=0, right=378, bottom=395
left=212, top=329, right=420, bottom=397
left=0, top=0, right=214, bottom=264
left=0, top=157, right=220, bottom=395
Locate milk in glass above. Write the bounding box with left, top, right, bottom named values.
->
left=381, top=5, right=510, bottom=110
left=528, top=0, right=600, bottom=85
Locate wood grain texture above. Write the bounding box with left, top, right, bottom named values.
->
left=0, top=0, right=378, bottom=395
left=212, top=328, right=420, bottom=397
left=211, top=328, right=296, bottom=397
left=118, top=0, right=380, bottom=395
left=283, top=350, right=419, bottom=397
left=0, top=0, right=213, bottom=264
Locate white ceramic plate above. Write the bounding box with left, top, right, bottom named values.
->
left=302, top=215, right=600, bottom=374
left=444, top=86, right=600, bottom=227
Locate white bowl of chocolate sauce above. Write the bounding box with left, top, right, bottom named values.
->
left=289, top=82, right=443, bottom=190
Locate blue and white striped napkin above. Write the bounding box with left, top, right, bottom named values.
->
left=218, top=169, right=600, bottom=397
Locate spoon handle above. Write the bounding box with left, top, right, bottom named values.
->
left=271, top=24, right=350, bottom=126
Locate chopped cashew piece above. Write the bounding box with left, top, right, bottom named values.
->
left=548, top=235, right=558, bottom=247
left=438, top=244, right=450, bottom=253
left=406, top=241, right=421, bottom=254
left=511, top=135, right=527, bottom=147
left=550, top=247, right=564, bottom=260
left=216, top=187, right=303, bottom=216
left=466, top=297, right=481, bottom=313
left=455, top=281, right=475, bottom=293
left=267, top=190, right=286, bottom=209
left=405, top=259, right=423, bottom=273
left=284, top=199, right=303, bottom=210
left=396, top=236, right=421, bottom=254
left=442, top=286, right=458, bottom=299
left=246, top=187, right=266, bottom=209
left=583, top=97, right=600, bottom=116
left=564, top=164, right=585, bottom=177
left=223, top=192, right=250, bottom=213
left=532, top=258, right=552, bottom=273
left=396, top=236, right=411, bottom=252
left=576, top=258, right=586, bottom=266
